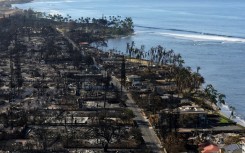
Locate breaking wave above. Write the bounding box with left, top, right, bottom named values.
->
left=33, top=0, right=75, bottom=4
left=48, top=10, right=63, bottom=16
left=159, top=33, right=245, bottom=43
left=135, top=25, right=245, bottom=43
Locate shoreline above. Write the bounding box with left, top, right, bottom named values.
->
left=0, top=0, right=32, bottom=17
left=0, top=0, right=33, bottom=6
left=0, top=2, right=244, bottom=152
left=201, top=90, right=245, bottom=127
left=2, top=0, right=245, bottom=129
left=119, top=57, right=245, bottom=128
left=219, top=104, right=245, bottom=128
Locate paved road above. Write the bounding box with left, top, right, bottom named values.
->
left=56, top=28, right=83, bottom=54
left=111, top=76, right=163, bottom=153
left=55, top=28, right=163, bottom=152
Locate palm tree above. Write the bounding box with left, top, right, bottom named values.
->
left=229, top=106, right=235, bottom=119
left=175, top=53, right=184, bottom=67
left=167, top=49, right=174, bottom=64
left=66, top=14, right=71, bottom=21
left=79, top=17, right=84, bottom=23
left=156, top=45, right=163, bottom=65
left=204, top=84, right=218, bottom=105
left=196, top=66, right=201, bottom=73
left=193, top=67, right=205, bottom=93
left=149, top=47, right=155, bottom=66
left=126, top=42, right=130, bottom=55
left=129, top=41, right=134, bottom=59
left=174, top=67, right=192, bottom=96
left=161, top=48, right=168, bottom=65
left=140, top=45, right=145, bottom=60
left=218, top=93, right=226, bottom=106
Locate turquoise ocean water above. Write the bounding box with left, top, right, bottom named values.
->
left=13, top=0, right=245, bottom=126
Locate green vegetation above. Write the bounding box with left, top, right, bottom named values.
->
left=43, top=13, right=134, bottom=44
left=219, top=116, right=231, bottom=124
left=0, top=5, right=242, bottom=153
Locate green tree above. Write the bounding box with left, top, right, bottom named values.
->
left=204, top=84, right=218, bottom=105
left=218, top=93, right=226, bottom=106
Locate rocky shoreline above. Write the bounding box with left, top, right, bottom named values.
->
left=0, top=0, right=33, bottom=7
left=0, top=0, right=32, bottom=17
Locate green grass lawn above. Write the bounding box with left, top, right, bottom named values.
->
left=219, top=116, right=231, bottom=124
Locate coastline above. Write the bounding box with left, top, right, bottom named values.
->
left=220, top=104, right=245, bottom=128
left=123, top=57, right=245, bottom=128
left=0, top=0, right=32, bottom=17
left=0, top=6, right=244, bottom=152
left=0, top=0, right=33, bottom=6
left=3, top=0, right=245, bottom=129
left=202, top=90, right=245, bottom=127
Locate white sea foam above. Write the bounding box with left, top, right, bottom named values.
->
left=134, top=31, right=153, bottom=34
left=159, top=32, right=245, bottom=43
left=48, top=10, right=63, bottom=16
left=220, top=103, right=245, bottom=127
left=64, top=0, right=75, bottom=2
left=34, top=0, right=75, bottom=4
left=34, top=1, right=62, bottom=4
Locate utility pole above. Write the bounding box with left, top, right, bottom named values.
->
left=9, top=55, right=14, bottom=102
left=103, top=70, right=108, bottom=108
left=120, top=56, right=126, bottom=97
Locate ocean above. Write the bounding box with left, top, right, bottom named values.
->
left=13, top=0, right=245, bottom=126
